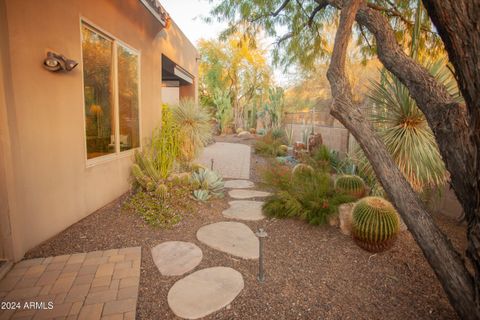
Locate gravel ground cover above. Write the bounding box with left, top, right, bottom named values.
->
left=25, top=135, right=466, bottom=319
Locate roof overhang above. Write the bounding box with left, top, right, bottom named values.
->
left=139, top=0, right=169, bottom=27
left=162, top=55, right=194, bottom=85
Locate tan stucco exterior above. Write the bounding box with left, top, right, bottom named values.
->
left=0, top=0, right=198, bottom=261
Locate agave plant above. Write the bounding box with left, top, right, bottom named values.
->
left=171, top=99, right=213, bottom=163
left=359, top=59, right=461, bottom=193
left=193, top=189, right=211, bottom=201
left=190, top=168, right=225, bottom=199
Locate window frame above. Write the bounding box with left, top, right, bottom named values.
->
left=80, top=18, right=142, bottom=168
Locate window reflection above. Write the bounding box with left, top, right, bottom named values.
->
left=118, top=45, right=140, bottom=151
left=82, top=26, right=115, bottom=159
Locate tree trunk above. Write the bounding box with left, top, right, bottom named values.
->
left=326, top=1, right=479, bottom=318
left=421, top=1, right=480, bottom=306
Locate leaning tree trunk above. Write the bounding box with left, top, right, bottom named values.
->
left=326, top=0, right=479, bottom=319
left=421, top=0, right=480, bottom=306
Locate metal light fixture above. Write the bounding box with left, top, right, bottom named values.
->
left=256, top=228, right=268, bottom=282
left=43, top=51, right=78, bottom=72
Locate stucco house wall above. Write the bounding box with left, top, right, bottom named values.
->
left=0, top=0, right=198, bottom=261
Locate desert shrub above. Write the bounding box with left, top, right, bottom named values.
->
left=262, top=164, right=355, bottom=225
left=254, top=129, right=289, bottom=157
left=123, top=180, right=193, bottom=227
left=172, top=99, right=213, bottom=163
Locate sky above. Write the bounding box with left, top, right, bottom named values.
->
left=161, top=0, right=226, bottom=47
left=161, top=0, right=293, bottom=86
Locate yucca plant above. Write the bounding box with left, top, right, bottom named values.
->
left=359, top=59, right=461, bottom=193
left=335, top=175, right=366, bottom=199
left=190, top=168, right=224, bottom=199
left=171, top=99, right=213, bottom=163
left=351, top=197, right=400, bottom=252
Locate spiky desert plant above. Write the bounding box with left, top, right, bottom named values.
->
left=351, top=197, right=400, bottom=252
left=155, top=183, right=168, bottom=200
left=190, top=168, right=224, bottom=198
left=150, top=104, right=180, bottom=179
left=171, top=99, right=212, bottom=163
left=359, top=59, right=461, bottom=192
left=131, top=150, right=161, bottom=190
left=335, top=175, right=366, bottom=199
left=193, top=189, right=211, bottom=201
left=292, top=163, right=314, bottom=176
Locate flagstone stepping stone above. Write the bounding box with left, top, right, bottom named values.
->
left=228, top=189, right=271, bottom=199
left=168, top=267, right=244, bottom=319
left=196, top=222, right=259, bottom=259
left=222, top=200, right=265, bottom=221
left=224, top=179, right=254, bottom=189
left=151, top=241, right=203, bottom=276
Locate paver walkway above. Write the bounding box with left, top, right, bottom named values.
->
left=197, top=143, right=251, bottom=179
left=0, top=247, right=141, bottom=320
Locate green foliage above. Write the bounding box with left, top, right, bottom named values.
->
left=212, top=89, right=233, bottom=134
left=358, top=59, right=458, bottom=192
left=172, top=99, right=213, bottom=163
left=190, top=168, right=225, bottom=200
left=208, top=1, right=442, bottom=69
left=261, top=87, right=285, bottom=129
left=254, top=129, right=289, bottom=157
left=262, top=164, right=355, bottom=225
left=335, top=175, right=366, bottom=199
left=150, top=104, right=180, bottom=179
left=123, top=180, right=193, bottom=228
left=352, top=197, right=400, bottom=252
left=198, top=33, right=272, bottom=129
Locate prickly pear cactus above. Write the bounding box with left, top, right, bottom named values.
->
left=335, top=175, right=366, bottom=199
left=351, top=197, right=399, bottom=252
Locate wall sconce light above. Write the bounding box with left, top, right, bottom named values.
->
left=43, top=51, right=78, bottom=72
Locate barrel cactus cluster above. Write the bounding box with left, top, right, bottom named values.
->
left=351, top=196, right=400, bottom=252
left=335, top=174, right=366, bottom=199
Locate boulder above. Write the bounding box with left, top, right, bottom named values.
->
left=237, top=131, right=252, bottom=139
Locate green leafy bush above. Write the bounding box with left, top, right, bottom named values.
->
left=262, top=164, right=355, bottom=225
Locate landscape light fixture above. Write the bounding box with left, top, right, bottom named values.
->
left=43, top=51, right=78, bottom=72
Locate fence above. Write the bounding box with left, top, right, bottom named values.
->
left=284, top=110, right=354, bottom=154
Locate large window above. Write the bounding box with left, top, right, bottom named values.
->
left=81, top=23, right=140, bottom=161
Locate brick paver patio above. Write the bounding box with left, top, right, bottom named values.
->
left=0, top=247, right=141, bottom=320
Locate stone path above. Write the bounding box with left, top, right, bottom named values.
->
left=229, top=189, right=271, bottom=199
left=196, top=222, right=259, bottom=259
left=224, top=180, right=254, bottom=189
left=167, top=267, right=244, bottom=320
left=197, top=143, right=251, bottom=179
left=222, top=200, right=265, bottom=221
left=0, top=247, right=141, bottom=319
left=151, top=241, right=202, bottom=276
